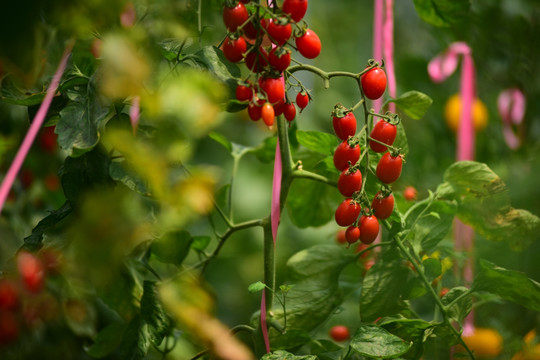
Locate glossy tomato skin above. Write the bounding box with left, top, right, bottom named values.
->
left=336, top=229, right=347, bottom=244
left=273, top=99, right=285, bottom=116
left=370, top=120, right=397, bottom=153
left=329, top=325, right=350, bottom=342
left=333, top=112, right=357, bottom=141
left=359, top=215, right=380, bottom=244
left=260, top=77, right=285, bottom=104
left=404, top=186, right=417, bottom=201
left=236, top=84, right=252, bottom=102
left=245, top=47, right=268, bottom=73
left=222, top=36, right=246, bottom=63
left=295, top=29, right=321, bottom=59
left=261, top=103, right=275, bottom=127
left=17, top=252, right=44, bottom=294
left=345, top=226, right=360, bottom=244
left=296, top=91, right=309, bottom=109
left=361, top=67, right=387, bottom=100
left=335, top=198, right=361, bottom=227
left=338, top=168, right=362, bottom=197
left=267, top=18, right=292, bottom=45
left=223, top=3, right=249, bottom=32
left=268, top=47, right=291, bottom=72
left=283, top=103, right=296, bottom=122
left=371, top=191, right=394, bottom=220
left=248, top=102, right=262, bottom=121
left=376, top=152, right=403, bottom=184
left=333, top=141, right=360, bottom=171
left=282, top=0, right=308, bottom=22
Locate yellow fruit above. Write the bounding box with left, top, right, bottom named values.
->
left=457, top=328, right=503, bottom=359
left=513, top=330, right=540, bottom=360
left=444, top=94, right=488, bottom=132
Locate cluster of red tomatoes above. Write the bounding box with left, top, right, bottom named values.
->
left=333, top=66, right=404, bottom=245
left=222, top=0, right=319, bottom=127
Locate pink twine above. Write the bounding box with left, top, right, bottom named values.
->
left=372, top=0, right=384, bottom=113
left=0, top=42, right=73, bottom=215
left=129, top=96, right=140, bottom=135
left=271, top=139, right=282, bottom=245
left=498, top=88, right=525, bottom=150
left=260, top=288, right=271, bottom=353
left=383, top=0, right=396, bottom=113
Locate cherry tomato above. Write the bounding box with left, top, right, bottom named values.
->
left=355, top=243, right=370, bottom=258
left=0, top=280, right=19, bottom=311
left=439, top=287, right=449, bottom=298
left=329, top=325, right=350, bottom=342
left=345, top=226, right=360, bottom=244
left=268, top=47, right=291, bottom=72
left=273, top=99, right=285, bottom=116
left=359, top=215, right=380, bottom=244
left=376, top=152, right=403, bottom=184
left=267, top=18, right=292, bottom=45
left=333, top=140, right=360, bottom=171
left=332, top=109, right=357, bottom=141
left=248, top=101, right=262, bottom=121
left=371, top=191, right=394, bottom=220
left=296, top=91, right=309, bottom=109
left=236, top=83, right=252, bottom=102
left=336, top=229, right=347, bottom=244
left=404, top=186, right=417, bottom=201
left=335, top=198, right=361, bottom=227
left=0, top=310, right=19, bottom=345
left=282, top=0, right=308, bottom=22
left=283, top=102, right=296, bottom=122
left=261, top=103, right=275, bottom=127
left=39, top=126, right=58, bottom=153
left=295, top=29, right=321, bottom=59
left=369, top=120, right=397, bottom=153
left=245, top=47, right=268, bottom=73
left=338, top=168, right=362, bottom=197
left=361, top=67, right=387, bottom=100
left=223, top=2, right=249, bottom=32
left=259, top=77, right=285, bottom=104
left=243, top=18, right=266, bottom=40
left=222, top=36, right=246, bottom=63
left=17, top=252, right=44, bottom=294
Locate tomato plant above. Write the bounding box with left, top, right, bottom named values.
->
left=376, top=152, right=403, bottom=184
left=361, top=66, right=387, bottom=100
left=329, top=325, right=350, bottom=342
left=295, top=29, right=322, bottom=59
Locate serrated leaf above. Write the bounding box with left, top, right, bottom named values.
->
left=22, top=201, right=72, bottom=251
left=151, top=230, right=192, bottom=266
left=423, top=258, right=442, bottom=280
left=87, top=323, right=127, bottom=358
left=261, top=350, right=317, bottom=360
left=191, top=236, right=211, bottom=251
left=109, top=161, right=152, bottom=197
left=406, top=199, right=456, bottom=252
left=413, top=0, right=470, bottom=27
left=209, top=131, right=233, bottom=153
left=350, top=324, right=411, bottom=359
left=116, top=316, right=150, bottom=360
left=473, top=260, right=540, bottom=312
left=248, top=281, right=266, bottom=293
left=389, top=91, right=433, bottom=120
left=194, top=45, right=241, bottom=95
left=296, top=130, right=339, bottom=156
left=440, top=286, right=472, bottom=323
left=380, top=319, right=433, bottom=360
left=141, top=281, right=170, bottom=346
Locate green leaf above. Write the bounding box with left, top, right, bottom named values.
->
left=350, top=324, right=411, bottom=359
left=140, top=281, right=170, bottom=347
left=194, top=45, right=241, bottom=95
left=261, top=350, right=317, bottom=360
left=116, top=316, right=150, bottom=360
left=437, top=161, right=540, bottom=250
left=225, top=99, right=248, bottom=112
left=287, top=177, right=337, bottom=228
left=22, top=201, right=72, bottom=251
left=388, top=91, right=433, bottom=120
left=423, top=258, right=442, bottom=280
left=380, top=319, right=433, bottom=360
left=191, top=236, right=211, bottom=252
left=109, top=161, right=152, bottom=197
left=296, top=130, right=339, bottom=156
left=249, top=135, right=277, bottom=164
left=248, top=281, right=266, bottom=293
left=406, top=199, right=456, bottom=252
left=473, top=260, right=540, bottom=312
left=209, top=131, right=233, bottom=153
left=393, top=119, right=409, bottom=157
left=413, top=0, right=471, bottom=27
left=87, top=323, right=127, bottom=358
left=440, top=286, right=472, bottom=323
left=151, top=230, right=193, bottom=266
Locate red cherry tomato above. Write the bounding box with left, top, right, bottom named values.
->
left=17, top=252, right=44, bottom=294
left=245, top=47, right=268, bottom=73
left=336, top=229, right=347, bottom=244
left=338, top=168, right=362, bottom=197
left=335, top=198, right=361, bottom=227
left=359, top=215, right=380, bottom=244
left=329, top=325, right=350, bottom=342
left=268, top=47, right=291, bottom=72
left=0, top=310, right=19, bottom=345
left=333, top=140, right=360, bottom=171
left=283, top=102, right=296, bottom=122
left=39, top=126, right=58, bottom=153
left=236, top=83, right=252, bottom=102
left=332, top=110, right=357, bottom=141
left=222, top=36, right=247, bottom=63
left=295, top=91, right=309, bottom=109
left=273, top=99, right=285, bottom=116
left=376, top=152, right=403, bottom=184
left=439, top=287, right=449, bottom=298
left=295, top=29, right=321, bottom=59
left=345, top=226, right=360, bottom=244
left=223, top=2, right=249, bottom=32
left=260, top=77, right=285, bottom=104
left=261, top=103, right=275, bottom=127
left=404, top=186, right=418, bottom=201
left=371, top=191, right=394, bottom=220
left=369, top=120, right=397, bottom=153
left=267, top=18, right=292, bottom=45
left=0, top=280, right=19, bottom=311
left=361, top=67, right=387, bottom=100
left=282, top=0, right=308, bottom=22
left=248, top=101, right=262, bottom=121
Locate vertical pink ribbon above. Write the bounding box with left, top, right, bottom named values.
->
left=383, top=0, right=396, bottom=113
left=372, top=0, right=384, bottom=113
left=129, top=96, right=140, bottom=134
left=498, top=88, right=525, bottom=150
left=260, top=288, right=270, bottom=353
left=0, top=42, right=74, bottom=215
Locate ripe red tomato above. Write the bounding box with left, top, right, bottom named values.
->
left=336, top=229, right=347, bottom=244
left=39, top=126, right=58, bottom=153
left=260, top=77, right=285, bottom=104
left=283, top=102, right=296, bottom=122
left=345, top=226, right=360, bottom=244
left=359, top=215, right=380, bottom=244
left=243, top=18, right=266, bottom=40
left=248, top=101, right=262, bottom=121
left=0, top=310, right=19, bottom=345
left=17, top=252, right=44, bottom=294
left=268, top=47, right=291, bottom=72
left=369, top=120, right=397, bottom=153
left=261, top=103, right=275, bottom=127
left=273, top=99, right=285, bottom=116
left=375, top=152, right=403, bottom=184
left=335, top=198, right=361, bottom=227
left=0, top=280, right=19, bottom=311
left=338, top=168, right=362, bottom=197
left=404, top=186, right=417, bottom=201
left=245, top=47, right=268, bottom=73
left=333, top=140, right=360, bottom=171
left=267, top=18, right=292, bottom=45
left=329, top=325, right=350, bottom=342
left=295, top=91, right=309, bottom=109
left=295, top=29, right=321, bottom=59
left=439, top=287, right=449, bottom=298
left=236, top=83, right=252, bottom=102
left=371, top=191, right=394, bottom=220
left=223, top=2, right=249, bottom=32
left=332, top=109, right=357, bottom=141
left=222, top=36, right=246, bottom=63
left=361, top=67, right=387, bottom=100
left=282, top=0, right=308, bottom=22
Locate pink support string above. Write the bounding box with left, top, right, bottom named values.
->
left=260, top=288, right=271, bottom=353
left=383, top=0, right=396, bottom=113
left=0, top=42, right=74, bottom=215
left=372, top=0, right=384, bottom=113
left=129, top=96, right=140, bottom=135
left=498, top=88, right=525, bottom=150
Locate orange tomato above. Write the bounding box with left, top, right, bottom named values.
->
left=444, top=94, right=488, bottom=132
left=457, top=327, right=503, bottom=359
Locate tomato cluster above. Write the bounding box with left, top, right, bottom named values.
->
left=222, top=0, right=321, bottom=127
